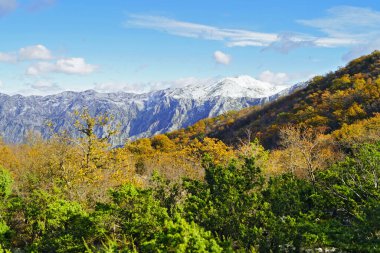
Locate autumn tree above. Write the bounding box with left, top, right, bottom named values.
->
left=72, top=109, right=117, bottom=171
left=151, top=134, right=175, bottom=152
left=0, top=140, right=18, bottom=173
left=69, top=109, right=139, bottom=203
left=277, top=125, right=339, bottom=181
left=332, top=113, right=380, bottom=150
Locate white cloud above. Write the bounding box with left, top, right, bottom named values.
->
left=0, top=0, right=17, bottom=17
left=226, top=41, right=268, bottom=47
left=94, top=77, right=217, bottom=94
left=94, top=80, right=173, bottom=94
left=298, top=6, right=380, bottom=39
left=26, top=62, right=53, bottom=75
left=313, top=37, right=358, bottom=48
left=213, top=51, right=231, bottom=65
left=126, top=15, right=278, bottom=47
left=298, top=6, right=380, bottom=58
left=30, top=79, right=60, bottom=92
left=27, top=57, right=97, bottom=75
left=258, top=70, right=318, bottom=87
left=94, top=80, right=175, bottom=93
left=16, top=79, right=62, bottom=96
left=0, top=44, right=51, bottom=63
left=264, top=33, right=316, bottom=53
left=19, top=44, right=52, bottom=60
left=1, top=45, right=97, bottom=77
left=55, top=58, right=97, bottom=74
left=126, top=8, right=380, bottom=55
left=125, top=14, right=358, bottom=51
left=0, top=52, right=17, bottom=62
left=94, top=81, right=137, bottom=93
left=0, top=80, right=3, bottom=88
left=258, top=70, right=289, bottom=86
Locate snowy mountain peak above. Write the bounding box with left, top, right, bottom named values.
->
left=166, top=75, right=288, bottom=99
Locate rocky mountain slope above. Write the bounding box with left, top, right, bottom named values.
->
left=0, top=75, right=302, bottom=145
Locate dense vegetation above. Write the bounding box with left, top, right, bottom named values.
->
left=170, top=51, right=380, bottom=149
left=0, top=52, right=379, bottom=252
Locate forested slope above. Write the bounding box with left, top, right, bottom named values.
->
left=169, top=51, right=380, bottom=148
left=0, top=52, right=379, bottom=252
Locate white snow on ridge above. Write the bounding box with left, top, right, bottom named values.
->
left=166, top=75, right=290, bottom=99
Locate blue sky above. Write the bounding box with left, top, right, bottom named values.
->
left=1, top=0, right=380, bottom=95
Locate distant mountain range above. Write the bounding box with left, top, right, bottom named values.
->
left=0, top=75, right=304, bottom=145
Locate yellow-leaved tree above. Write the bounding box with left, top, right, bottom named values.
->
left=267, top=125, right=341, bottom=181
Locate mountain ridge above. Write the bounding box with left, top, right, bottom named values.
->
left=0, top=75, right=302, bottom=144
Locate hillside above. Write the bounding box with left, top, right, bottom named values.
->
left=171, top=51, right=380, bottom=148
left=0, top=52, right=379, bottom=252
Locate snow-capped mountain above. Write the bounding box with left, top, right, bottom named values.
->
left=166, top=75, right=287, bottom=99
left=0, top=76, right=305, bottom=145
